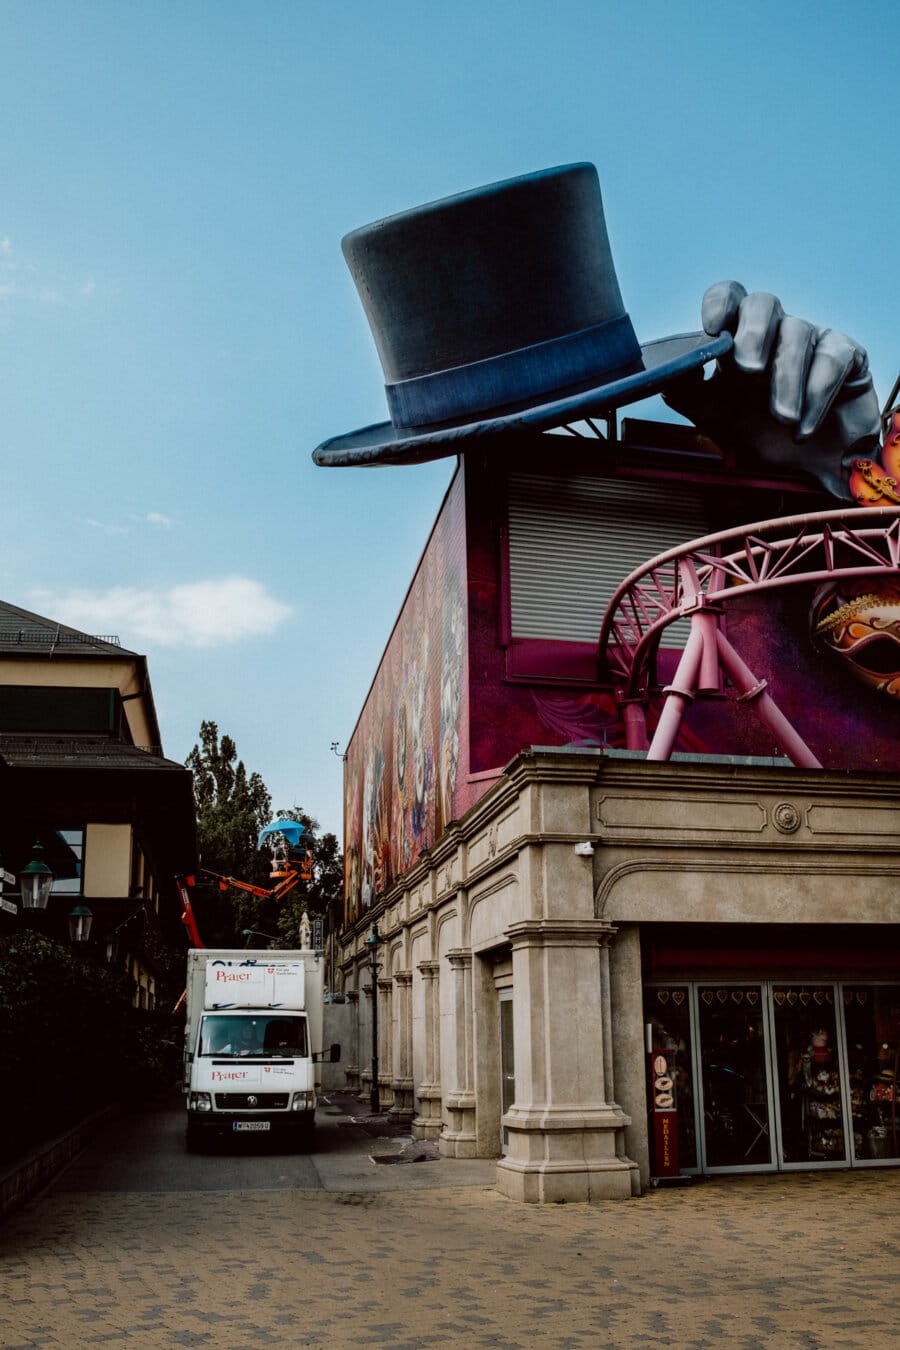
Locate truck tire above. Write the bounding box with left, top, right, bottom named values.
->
left=295, top=1112, right=316, bottom=1150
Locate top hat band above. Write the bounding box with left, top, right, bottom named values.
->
left=384, top=312, right=642, bottom=430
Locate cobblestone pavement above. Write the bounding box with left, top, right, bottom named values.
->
left=1, top=1143, right=899, bottom=1348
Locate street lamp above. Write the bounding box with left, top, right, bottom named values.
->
left=20, top=842, right=54, bottom=911
left=365, top=922, right=381, bottom=1113
left=68, top=905, right=93, bottom=944
left=241, top=928, right=279, bottom=947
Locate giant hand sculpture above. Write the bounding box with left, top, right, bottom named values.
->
left=663, top=281, right=882, bottom=500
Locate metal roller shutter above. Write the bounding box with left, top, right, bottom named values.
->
left=507, top=472, right=711, bottom=648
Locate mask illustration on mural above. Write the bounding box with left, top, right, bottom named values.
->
left=811, top=581, right=900, bottom=700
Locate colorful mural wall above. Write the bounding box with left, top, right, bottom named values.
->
left=344, top=471, right=470, bottom=921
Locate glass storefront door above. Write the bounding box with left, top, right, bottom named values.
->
left=643, top=982, right=900, bottom=1176
left=499, top=991, right=515, bottom=1154
left=697, top=986, right=773, bottom=1170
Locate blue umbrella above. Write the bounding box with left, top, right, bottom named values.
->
left=257, top=819, right=307, bottom=850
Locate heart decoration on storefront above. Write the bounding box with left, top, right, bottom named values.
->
left=672, top=991, right=685, bottom=1006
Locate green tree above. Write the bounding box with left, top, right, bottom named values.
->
left=185, top=720, right=273, bottom=945
left=266, top=807, right=343, bottom=950
left=0, top=930, right=133, bottom=1161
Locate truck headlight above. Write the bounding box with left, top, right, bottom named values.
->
left=190, top=1092, right=212, bottom=1113
left=291, top=1092, right=313, bottom=1111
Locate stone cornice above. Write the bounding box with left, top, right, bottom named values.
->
left=338, top=746, right=900, bottom=953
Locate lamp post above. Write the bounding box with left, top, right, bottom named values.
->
left=365, top=922, right=381, bottom=1113
left=0, top=842, right=55, bottom=921
left=67, top=905, right=93, bottom=944
left=241, top=928, right=278, bottom=948
left=19, top=842, right=54, bottom=912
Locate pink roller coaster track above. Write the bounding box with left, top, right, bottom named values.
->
left=597, top=505, right=900, bottom=765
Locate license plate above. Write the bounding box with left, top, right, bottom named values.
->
left=233, top=1121, right=270, bottom=1132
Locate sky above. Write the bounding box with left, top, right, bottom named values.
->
left=1, top=0, right=897, bottom=841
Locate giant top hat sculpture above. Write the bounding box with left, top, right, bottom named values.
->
left=313, top=162, right=732, bottom=468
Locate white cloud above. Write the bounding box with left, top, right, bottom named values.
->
left=29, top=577, right=293, bottom=649
left=146, top=511, right=173, bottom=527
left=0, top=237, right=11, bottom=254
left=85, top=517, right=129, bottom=536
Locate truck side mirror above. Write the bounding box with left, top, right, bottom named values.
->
left=330, top=1043, right=341, bottom=1063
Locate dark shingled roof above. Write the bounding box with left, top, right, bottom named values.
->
left=0, top=599, right=137, bottom=657
left=0, top=735, right=185, bottom=772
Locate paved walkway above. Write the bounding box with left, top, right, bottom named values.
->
left=1, top=1097, right=898, bottom=1348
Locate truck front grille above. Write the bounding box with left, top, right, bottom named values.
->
left=214, top=1092, right=290, bottom=1110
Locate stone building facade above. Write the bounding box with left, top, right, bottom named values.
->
left=330, top=436, right=900, bottom=1201
left=335, top=746, right=900, bottom=1201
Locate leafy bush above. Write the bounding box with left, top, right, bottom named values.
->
left=0, top=929, right=134, bottom=1162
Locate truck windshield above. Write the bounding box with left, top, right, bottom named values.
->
left=198, top=1014, right=307, bottom=1058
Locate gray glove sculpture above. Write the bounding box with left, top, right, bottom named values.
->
left=663, top=281, right=881, bottom=500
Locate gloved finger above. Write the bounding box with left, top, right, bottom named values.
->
left=798, top=328, right=867, bottom=438
left=770, top=315, right=817, bottom=424
left=700, top=280, right=747, bottom=336
left=732, top=291, right=784, bottom=372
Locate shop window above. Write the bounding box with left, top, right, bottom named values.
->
left=772, top=986, right=846, bottom=1165
left=646, top=987, right=697, bottom=1169
left=697, top=986, right=771, bottom=1169
left=843, top=985, right=900, bottom=1162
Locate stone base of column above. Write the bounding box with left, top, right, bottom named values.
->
left=342, top=1065, right=359, bottom=1091
left=411, top=1085, right=443, bottom=1140
left=388, top=1079, right=416, bottom=1122
left=377, top=1076, right=394, bottom=1110
left=495, top=1105, right=639, bottom=1203
left=439, top=1092, right=478, bottom=1157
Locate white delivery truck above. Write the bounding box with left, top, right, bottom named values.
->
left=183, top=947, right=339, bottom=1150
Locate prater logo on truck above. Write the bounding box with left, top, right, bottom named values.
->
left=214, top=969, right=254, bottom=982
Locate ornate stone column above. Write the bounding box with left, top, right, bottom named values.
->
left=359, top=984, right=373, bottom=1100
left=389, top=970, right=415, bottom=1121
left=377, top=976, right=394, bottom=1109
left=440, top=950, right=477, bottom=1157
left=412, top=958, right=442, bottom=1139
left=495, top=918, right=638, bottom=1203
left=344, top=989, right=360, bottom=1091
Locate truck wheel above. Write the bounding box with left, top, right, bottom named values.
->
left=295, top=1112, right=316, bottom=1151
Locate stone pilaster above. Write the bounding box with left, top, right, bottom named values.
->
left=344, top=989, right=360, bottom=1090
left=440, top=950, right=478, bottom=1157
left=412, top=959, right=442, bottom=1139
left=495, top=918, right=638, bottom=1203
left=359, top=984, right=373, bottom=1099
left=377, top=976, right=394, bottom=1109
left=389, top=970, right=415, bottom=1121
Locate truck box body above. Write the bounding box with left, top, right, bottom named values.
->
left=184, top=948, right=325, bottom=1147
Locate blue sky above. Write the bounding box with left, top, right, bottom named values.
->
left=2, top=0, right=897, bottom=839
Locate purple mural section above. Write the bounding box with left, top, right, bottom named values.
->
left=345, top=455, right=900, bottom=920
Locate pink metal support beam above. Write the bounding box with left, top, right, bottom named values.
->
left=598, top=504, right=900, bottom=765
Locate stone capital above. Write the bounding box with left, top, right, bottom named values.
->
left=504, top=917, right=617, bottom=949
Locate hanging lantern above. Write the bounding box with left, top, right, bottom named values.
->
left=20, top=842, right=54, bottom=910
left=68, top=905, right=94, bottom=944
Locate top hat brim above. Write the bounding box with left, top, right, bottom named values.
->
left=313, top=331, right=732, bottom=468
